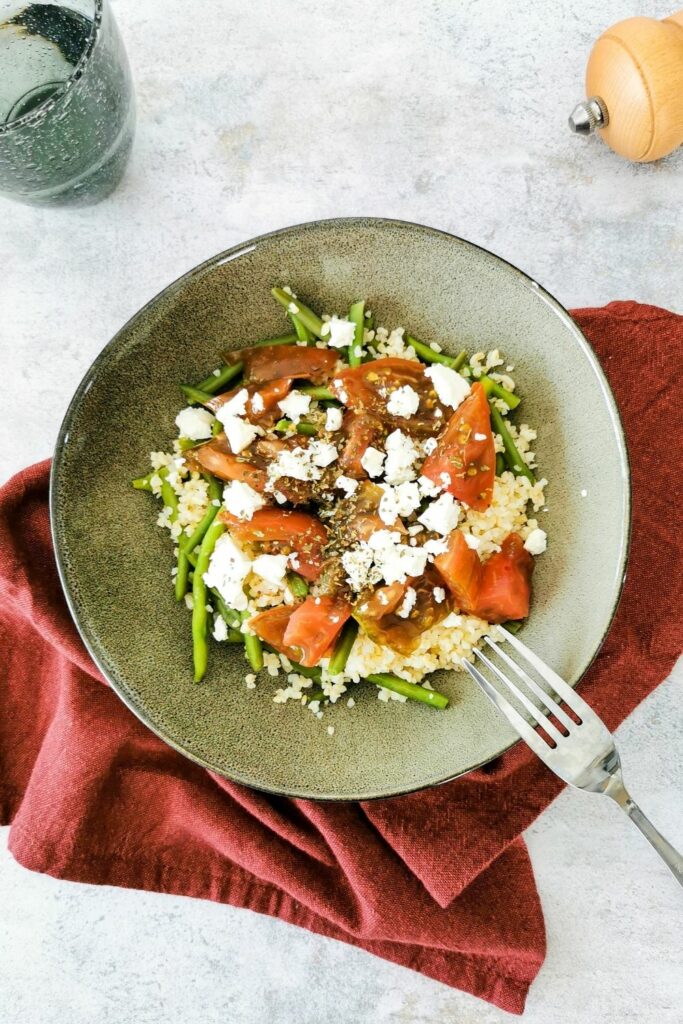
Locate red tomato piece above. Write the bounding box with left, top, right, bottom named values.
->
left=283, top=595, right=352, bottom=667
left=421, top=382, right=495, bottom=511
left=353, top=567, right=451, bottom=655
left=207, top=378, right=292, bottom=423
left=433, top=530, right=483, bottom=614
left=330, top=358, right=446, bottom=437
left=186, top=435, right=266, bottom=490
left=219, top=508, right=328, bottom=581
left=248, top=605, right=301, bottom=662
left=475, top=533, right=534, bottom=623
left=338, top=411, right=385, bottom=478
left=223, top=345, right=338, bottom=384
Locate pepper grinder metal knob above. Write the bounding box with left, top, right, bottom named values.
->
left=568, top=96, right=609, bottom=135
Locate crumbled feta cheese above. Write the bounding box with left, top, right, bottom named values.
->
left=250, top=392, right=265, bottom=414
left=220, top=414, right=260, bottom=454
left=580, top=489, right=588, bottom=497
left=327, top=725, right=335, bottom=736
left=386, top=384, right=420, bottom=418
left=422, top=437, right=438, bottom=456
left=407, top=523, right=424, bottom=536
left=473, top=432, right=487, bottom=441
left=523, top=528, right=547, bottom=555
left=418, top=474, right=442, bottom=498
left=335, top=475, right=359, bottom=497
left=252, top=553, right=289, bottom=584
left=397, top=587, right=417, bottom=619
left=378, top=481, right=421, bottom=524
left=309, top=440, right=338, bottom=468
left=202, top=533, right=252, bottom=611
left=184, top=592, right=194, bottom=610
left=282, top=285, right=296, bottom=297
left=278, top=390, right=311, bottom=424
left=175, top=406, right=214, bottom=441
left=384, top=430, right=420, bottom=484
left=287, top=301, right=299, bottom=314
left=434, top=587, right=446, bottom=604
left=423, top=537, right=449, bottom=557
left=245, top=672, right=257, bottom=689
left=429, top=341, right=442, bottom=352
left=418, top=493, right=461, bottom=535
left=324, top=407, right=343, bottom=432
left=463, top=532, right=481, bottom=551
left=322, top=316, right=356, bottom=348
left=223, top=480, right=265, bottom=520
left=269, top=446, right=320, bottom=482
left=274, top=490, right=287, bottom=504
left=347, top=697, right=356, bottom=708
left=424, top=364, right=471, bottom=409
left=217, top=388, right=249, bottom=418
left=360, top=446, right=385, bottom=478
left=213, top=614, right=229, bottom=641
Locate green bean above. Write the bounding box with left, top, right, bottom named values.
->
left=407, top=335, right=468, bottom=371
left=287, top=572, right=309, bottom=598
left=289, top=313, right=315, bottom=344
left=132, top=472, right=154, bottom=491
left=227, top=628, right=246, bottom=643
left=211, top=591, right=241, bottom=629
left=489, top=405, right=535, bottom=482
left=192, top=521, right=226, bottom=681
left=159, top=466, right=179, bottom=522
left=253, top=332, right=299, bottom=349
left=175, top=476, right=222, bottom=602
left=195, top=361, right=244, bottom=394
left=274, top=418, right=318, bottom=436
left=365, top=673, right=449, bottom=709
left=495, top=453, right=506, bottom=476
left=502, top=620, right=523, bottom=634
left=181, top=384, right=213, bottom=406
left=177, top=437, right=201, bottom=452
left=241, top=611, right=264, bottom=672
left=348, top=300, right=365, bottom=367
left=299, top=384, right=336, bottom=401
left=271, top=287, right=325, bottom=338
left=328, top=619, right=358, bottom=676
left=211, top=417, right=222, bottom=437
left=303, top=686, right=327, bottom=704
left=480, top=375, right=521, bottom=410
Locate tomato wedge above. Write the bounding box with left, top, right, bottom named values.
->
left=330, top=358, right=446, bottom=437
left=219, top=508, right=328, bottom=581
left=223, top=345, right=338, bottom=384
left=283, top=595, right=352, bottom=667
left=475, top=533, right=534, bottom=623
left=433, top=531, right=482, bottom=614
left=186, top=435, right=266, bottom=490
left=207, top=378, right=292, bottom=423
left=421, top=382, right=495, bottom=511
left=248, top=605, right=301, bottom=662
left=353, top=567, right=451, bottom=655
left=338, top=411, right=385, bottom=478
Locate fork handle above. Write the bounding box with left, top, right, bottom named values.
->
left=609, top=785, right=683, bottom=887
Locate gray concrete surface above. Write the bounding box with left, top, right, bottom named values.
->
left=1, top=1, right=682, bottom=1021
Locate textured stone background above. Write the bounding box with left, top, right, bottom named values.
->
left=1, top=1, right=682, bottom=1021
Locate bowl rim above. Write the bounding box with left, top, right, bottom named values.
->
left=50, top=216, right=632, bottom=801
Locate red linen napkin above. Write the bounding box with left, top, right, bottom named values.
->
left=1, top=301, right=681, bottom=1015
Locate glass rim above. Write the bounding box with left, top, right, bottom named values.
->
left=0, top=0, right=105, bottom=136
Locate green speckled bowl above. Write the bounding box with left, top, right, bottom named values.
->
left=50, top=218, right=630, bottom=800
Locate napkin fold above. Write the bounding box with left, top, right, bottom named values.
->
left=1, top=301, right=681, bottom=1015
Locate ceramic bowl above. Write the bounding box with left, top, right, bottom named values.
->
left=51, top=218, right=630, bottom=800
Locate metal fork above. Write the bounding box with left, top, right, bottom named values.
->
left=463, top=626, right=683, bottom=886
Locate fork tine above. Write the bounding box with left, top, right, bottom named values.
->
left=484, top=636, right=576, bottom=732
left=462, top=659, right=553, bottom=760
left=474, top=648, right=565, bottom=742
left=497, top=626, right=594, bottom=720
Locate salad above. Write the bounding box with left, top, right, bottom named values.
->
left=133, top=286, right=547, bottom=719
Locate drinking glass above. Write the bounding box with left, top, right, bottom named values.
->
left=0, top=0, right=135, bottom=206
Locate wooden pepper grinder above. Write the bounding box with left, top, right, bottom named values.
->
left=568, top=9, right=683, bottom=161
